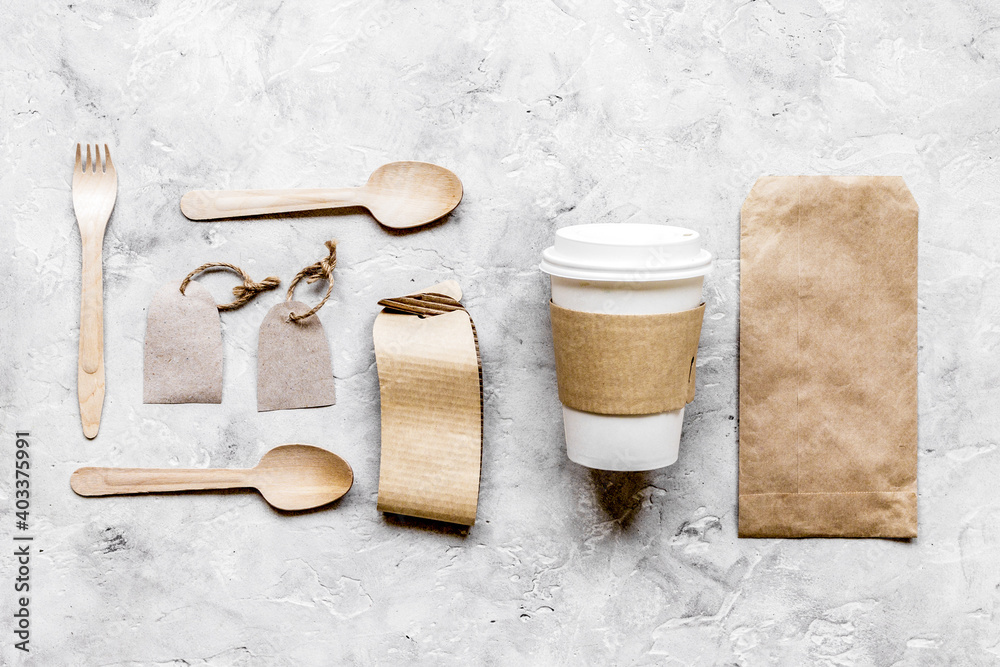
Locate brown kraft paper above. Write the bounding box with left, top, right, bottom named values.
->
left=143, top=281, right=223, bottom=404
left=739, top=175, right=918, bottom=538
left=373, top=281, right=482, bottom=526
left=549, top=303, right=705, bottom=415
left=257, top=301, right=337, bottom=412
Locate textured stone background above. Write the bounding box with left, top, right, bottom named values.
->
left=1, top=0, right=998, bottom=664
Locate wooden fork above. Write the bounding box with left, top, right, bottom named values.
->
left=73, top=144, right=117, bottom=438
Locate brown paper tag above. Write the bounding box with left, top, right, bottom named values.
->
left=257, top=301, right=337, bottom=412
left=374, top=281, right=482, bottom=526
left=739, top=176, right=918, bottom=538
left=143, top=281, right=223, bottom=404
left=549, top=302, right=705, bottom=415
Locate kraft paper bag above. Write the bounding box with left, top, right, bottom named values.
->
left=373, top=280, right=482, bottom=526
left=739, top=176, right=918, bottom=538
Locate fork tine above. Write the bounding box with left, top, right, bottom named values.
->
left=75, top=143, right=82, bottom=172
left=95, top=144, right=102, bottom=173
left=85, top=144, right=92, bottom=172
left=103, top=144, right=113, bottom=172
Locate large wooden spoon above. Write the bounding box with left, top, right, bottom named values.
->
left=180, top=161, right=463, bottom=228
left=70, top=444, right=353, bottom=511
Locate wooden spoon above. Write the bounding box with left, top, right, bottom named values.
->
left=180, top=161, right=463, bottom=228
left=70, top=444, right=353, bottom=511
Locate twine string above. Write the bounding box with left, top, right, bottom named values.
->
left=286, top=240, right=337, bottom=322
left=179, top=262, right=280, bottom=311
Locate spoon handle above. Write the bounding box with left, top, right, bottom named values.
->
left=71, top=467, right=252, bottom=496
left=180, top=188, right=360, bottom=220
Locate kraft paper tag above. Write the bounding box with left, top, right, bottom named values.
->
left=143, top=281, right=223, bottom=404
left=257, top=301, right=337, bottom=412
left=373, top=281, right=482, bottom=526
left=739, top=175, right=918, bottom=538
left=549, top=302, right=705, bottom=415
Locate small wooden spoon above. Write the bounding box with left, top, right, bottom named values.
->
left=180, top=161, right=463, bottom=228
left=70, top=444, right=353, bottom=511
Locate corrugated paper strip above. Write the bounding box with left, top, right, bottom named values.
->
left=373, top=281, right=482, bottom=526
left=549, top=302, right=705, bottom=415
left=739, top=175, right=918, bottom=538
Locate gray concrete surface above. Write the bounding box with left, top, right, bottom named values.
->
left=2, top=0, right=998, bottom=664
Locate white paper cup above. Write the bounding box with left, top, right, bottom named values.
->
left=540, top=223, right=713, bottom=471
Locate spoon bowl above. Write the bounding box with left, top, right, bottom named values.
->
left=359, top=161, right=463, bottom=228
left=253, top=444, right=354, bottom=511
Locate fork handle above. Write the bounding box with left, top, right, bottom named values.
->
left=78, top=239, right=105, bottom=438
left=180, top=188, right=361, bottom=220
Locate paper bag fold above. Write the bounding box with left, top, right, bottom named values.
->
left=739, top=175, right=918, bottom=538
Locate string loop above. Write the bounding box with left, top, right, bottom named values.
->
left=179, top=263, right=281, bottom=311
left=286, top=240, right=337, bottom=322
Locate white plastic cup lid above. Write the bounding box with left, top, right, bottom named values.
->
left=539, top=223, right=713, bottom=281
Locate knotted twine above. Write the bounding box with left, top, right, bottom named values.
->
left=286, top=240, right=337, bottom=322
left=179, top=263, right=280, bottom=311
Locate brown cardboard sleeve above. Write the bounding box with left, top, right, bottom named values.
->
left=373, top=281, right=482, bottom=526
left=739, top=175, right=918, bottom=538
left=549, top=303, right=705, bottom=415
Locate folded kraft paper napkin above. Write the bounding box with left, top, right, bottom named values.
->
left=739, top=176, right=918, bottom=538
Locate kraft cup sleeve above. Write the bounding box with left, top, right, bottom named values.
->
left=373, top=283, right=482, bottom=526
left=548, top=302, right=706, bottom=415
left=739, top=175, right=918, bottom=539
